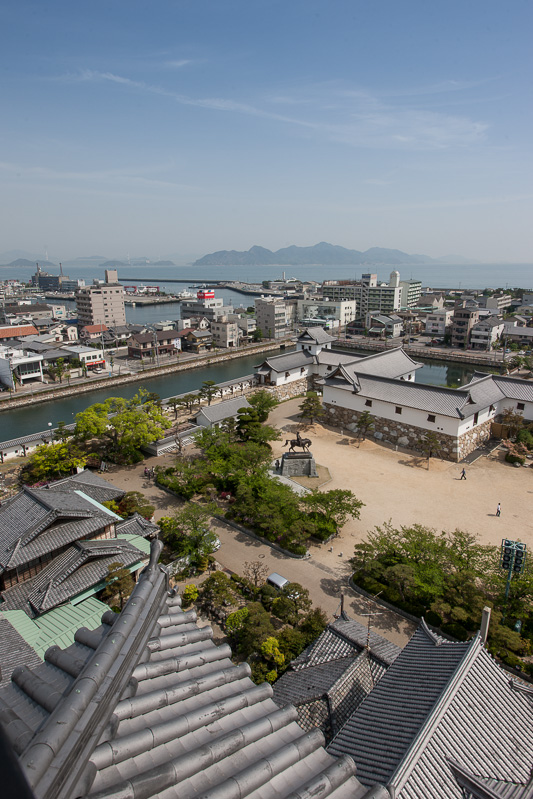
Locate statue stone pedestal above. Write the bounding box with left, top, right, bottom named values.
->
left=280, top=451, right=318, bottom=478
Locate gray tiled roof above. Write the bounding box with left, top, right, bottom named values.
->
left=0, top=615, right=42, bottom=686
left=492, top=374, right=533, bottom=402
left=274, top=656, right=363, bottom=706
left=0, top=541, right=372, bottom=799
left=292, top=617, right=401, bottom=671
left=350, top=348, right=422, bottom=379
left=273, top=654, right=383, bottom=743
left=317, top=351, right=360, bottom=366
left=115, top=512, right=159, bottom=538
left=258, top=349, right=316, bottom=373
left=299, top=327, right=337, bottom=345
left=0, top=486, right=116, bottom=574
left=328, top=622, right=533, bottom=798
left=46, top=469, right=125, bottom=503
left=0, top=538, right=146, bottom=616
left=197, top=396, right=251, bottom=424
left=329, top=369, right=473, bottom=418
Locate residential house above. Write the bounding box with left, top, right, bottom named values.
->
left=481, top=292, right=513, bottom=312
left=298, top=298, right=357, bottom=330
left=180, top=289, right=233, bottom=322
left=424, top=308, right=454, bottom=338
left=62, top=344, right=106, bottom=371
left=503, top=321, right=533, bottom=349
left=210, top=316, right=241, bottom=348
left=182, top=328, right=213, bottom=353
left=177, top=316, right=211, bottom=331
left=254, top=296, right=290, bottom=339
left=80, top=323, right=109, bottom=342
left=416, top=291, right=445, bottom=309
left=0, top=324, right=38, bottom=342
left=0, top=344, right=44, bottom=389
left=228, top=313, right=256, bottom=342
left=127, top=330, right=178, bottom=360
left=364, top=313, right=403, bottom=338
left=75, top=269, right=126, bottom=327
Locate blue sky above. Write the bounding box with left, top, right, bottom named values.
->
left=1, top=0, right=532, bottom=262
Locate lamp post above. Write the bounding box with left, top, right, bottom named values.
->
left=47, top=421, right=53, bottom=442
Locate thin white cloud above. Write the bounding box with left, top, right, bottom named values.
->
left=65, top=69, right=489, bottom=151
left=0, top=160, right=203, bottom=193
left=165, top=59, right=192, bottom=68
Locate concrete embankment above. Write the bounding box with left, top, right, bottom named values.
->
left=0, top=341, right=283, bottom=412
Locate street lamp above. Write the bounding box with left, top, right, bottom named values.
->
left=47, top=421, right=53, bottom=442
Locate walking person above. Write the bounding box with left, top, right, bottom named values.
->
left=496, top=502, right=501, bottom=517
left=460, top=468, right=466, bottom=480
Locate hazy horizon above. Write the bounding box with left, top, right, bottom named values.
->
left=2, top=1, right=532, bottom=262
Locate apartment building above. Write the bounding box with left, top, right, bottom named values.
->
left=180, top=289, right=233, bottom=322
left=470, top=317, right=505, bottom=350
left=297, top=297, right=357, bottom=328
left=210, top=317, right=241, bottom=348
left=75, top=269, right=126, bottom=327
left=451, top=303, right=480, bottom=348
left=425, top=308, right=454, bottom=337
left=254, top=296, right=289, bottom=339
left=322, top=270, right=417, bottom=323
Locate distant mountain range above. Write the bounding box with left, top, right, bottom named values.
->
left=5, top=258, right=57, bottom=268
left=194, top=242, right=446, bottom=267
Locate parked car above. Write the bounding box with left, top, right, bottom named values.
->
left=266, top=572, right=290, bottom=591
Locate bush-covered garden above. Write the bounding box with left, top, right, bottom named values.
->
left=183, top=564, right=328, bottom=684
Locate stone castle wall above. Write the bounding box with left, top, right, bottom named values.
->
left=323, top=403, right=492, bottom=462
left=268, top=376, right=310, bottom=402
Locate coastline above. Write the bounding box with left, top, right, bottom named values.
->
left=0, top=340, right=282, bottom=412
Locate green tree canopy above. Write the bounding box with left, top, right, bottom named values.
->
left=159, top=503, right=218, bottom=564
left=21, top=441, right=87, bottom=484
left=74, top=389, right=167, bottom=463
left=304, top=488, right=364, bottom=534
left=272, top=582, right=312, bottom=625
left=298, top=392, right=324, bottom=423
left=200, top=380, right=218, bottom=406
left=247, top=390, right=279, bottom=422
left=355, top=410, right=375, bottom=441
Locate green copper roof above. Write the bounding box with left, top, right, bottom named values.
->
left=2, top=596, right=108, bottom=659
left=117, top=533, right=152, bottom=556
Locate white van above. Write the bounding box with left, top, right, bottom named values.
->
left=266, top=572, right=289, bottom=591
